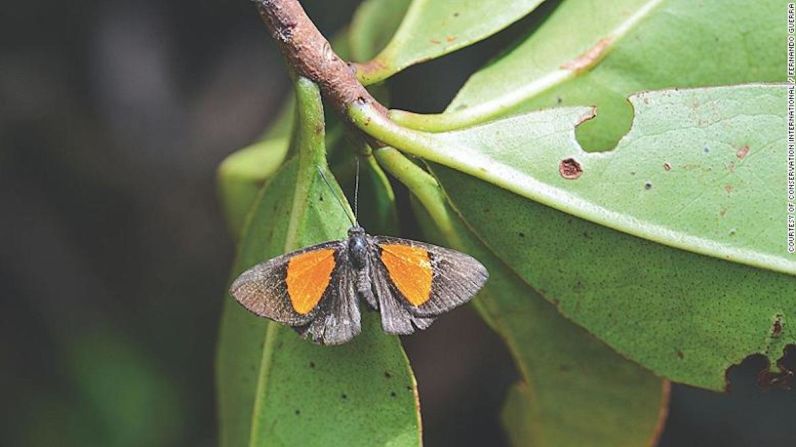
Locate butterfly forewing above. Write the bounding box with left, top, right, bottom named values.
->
left=229, top=241, right=346, bottom=326
left=370, top=236, right=489, bottom=318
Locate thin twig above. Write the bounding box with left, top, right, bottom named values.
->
left=254, top=0, right=387, bottom=118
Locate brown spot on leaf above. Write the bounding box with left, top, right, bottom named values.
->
left=772, top=315, right=784, bottom=338
left=676, top=350, right=684, bottom=359
left=724, top=184, right=734, bottom=193
left=559, top=158, right=583, bottom=179
left=430, top=38, right=441, bottom=44
left=446, top=35, right=457, bottom=43
left=561, top=38, right=612, bottom=72
left=354, top=59, right=388, bottom=78
left=663, top=162, right=672, bottom=171
left=736, top=145, right=750, bottom=159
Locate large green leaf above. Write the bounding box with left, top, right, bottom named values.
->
left=356, top=85, right=794, bottom=390
left=422, top=209, right=669, bottom=447
left=375, top=148, right=668, bottom=446
left=353, top=85, right=792, bottom=275
left=431, top=157, right=796, bottom=390
left=435, top=153, right=796, bottom=390
left=475, top=265, right=668, bottom=447
left=216, top=78, right=420, bottom=447
left=355, top=0, right=545, bottom=84
left=392, top=0, right=783, bottom=150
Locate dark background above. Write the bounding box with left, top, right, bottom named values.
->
left=1, top=1, right=794, bottom=446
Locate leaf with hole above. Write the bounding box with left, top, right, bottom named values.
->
left=392, top=0, right=784, bottom=152
left=356, top=84, right=793, bottom=390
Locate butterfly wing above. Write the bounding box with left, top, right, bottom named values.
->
left=369, top=236, right=488, bottom=320
left=229, top=241, right=346, bottom=327
left=295, top=251, right=362, bottom=345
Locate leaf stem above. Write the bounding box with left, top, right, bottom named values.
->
left=285, top=77, right=327, bottom=251
left=372, top=147, right=458, bottom=243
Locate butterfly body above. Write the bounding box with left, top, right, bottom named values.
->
left=230, top=225, right=488, bottom=345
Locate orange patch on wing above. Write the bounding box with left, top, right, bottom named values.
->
left=285, top=248, right=336, bottom=314
left=380, top=244, right=432, bottom=306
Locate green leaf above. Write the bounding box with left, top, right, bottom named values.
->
left=392, top=0, right=784, bottom=150
left=474, top=259, right=668, bottom=447
left=349, top=0, right=412, bottom=62
left=216, top=78, right=420, bottom=447
left=418, top=207, right=668, bottom=447
left=358, top=84, right=795, bottom=390
left=375, top=147, right=667, bottom=445
left=432, top=157, right=796, bottom=390
left=355, top=0, right=545, bottom=84
left=218, top=137, right=289, bottom=238
left=353, top=84, right=792, bottom=275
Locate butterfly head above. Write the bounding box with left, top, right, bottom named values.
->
left=347, top=225, right=366, bottom=237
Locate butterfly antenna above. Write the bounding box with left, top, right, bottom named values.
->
left=316, top=166, right=357, bottom=226
left=354, top=156, right=360, bottom=224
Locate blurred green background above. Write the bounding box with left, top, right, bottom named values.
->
left=1, top=1, right=794, bottom=446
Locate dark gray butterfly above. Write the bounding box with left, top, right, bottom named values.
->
left=230, top=225, right=488, bottom=345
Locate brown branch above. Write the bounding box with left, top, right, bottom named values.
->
left=255, top=0, right=387, bottom=117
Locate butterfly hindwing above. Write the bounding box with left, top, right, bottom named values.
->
left=370, top=235, right=488, bottom=319
left=367, top=258, right=434, bottom=335
left=296, top=250, right=362, bottom=345
left=229, top=241, right=346, bottom=327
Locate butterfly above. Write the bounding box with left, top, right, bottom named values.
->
left=228, top=168, right=489, bottom=345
